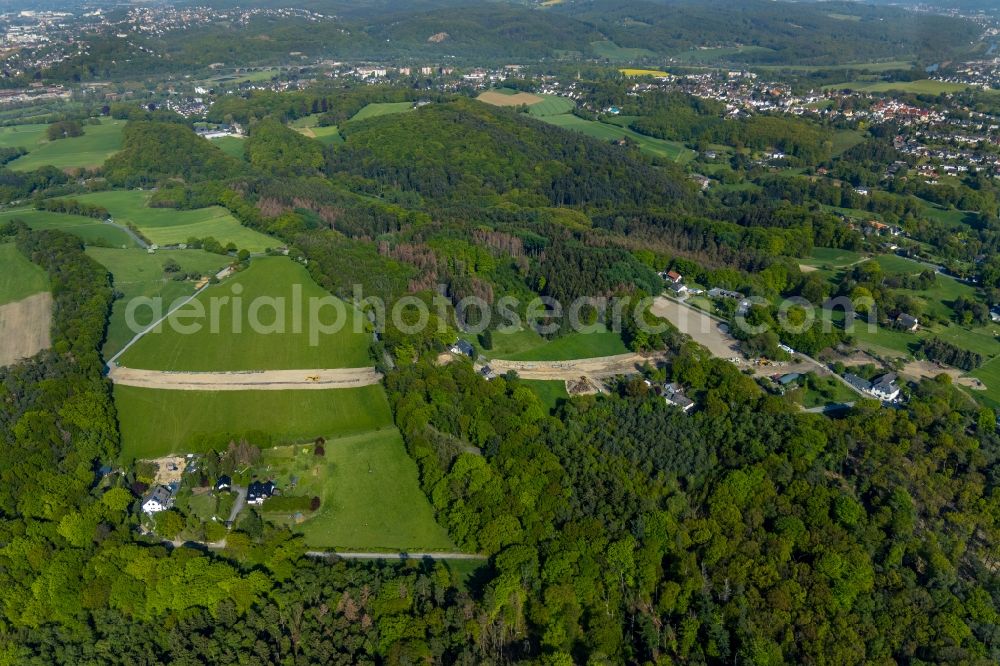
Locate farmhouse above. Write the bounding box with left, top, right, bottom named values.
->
left=450, top=339, right=475, bottom=357
left=667, top=281, right=688, bottom=296
left=843, top=372, right=901, bottom=402
left=247, top=480, right=276, bottom=505
left=895, top=313, right=919, bottom=331
left=663, top=383, right=695, bottom=413
left=870, top=373, right=901, bottom=401
left=663, top=270, right=683, bottom=284
left=142, top=485, right=172, bottom=514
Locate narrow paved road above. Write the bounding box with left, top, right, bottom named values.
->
left=225, top=485, right=246, bottom=526
left=802, top=402, right=856, bottom=414
left=306, top=551, right=486, bottom=561
left=108, top=365, right=383, bottom=390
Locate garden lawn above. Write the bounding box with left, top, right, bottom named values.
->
left=0, top=243, right=48, bottom=305
left=70, top=190, right=275, bottom=251
left=0, top=208, right=137, bottom=247
left=115, top=383, right=393, bottom=460
left=85, top=247, right=231, bottom=359
left=118, top=256, right=371, bottom=371
left=258, top=429, right=455, bottom=551
left=7, top=119, right=125, bottom=171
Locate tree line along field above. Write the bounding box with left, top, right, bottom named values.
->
left=0, top=243, right=49, bottom=305
left=114, top=383, right=394, bottom=460
left=86, top=247, right=231, bottom=359
left=117, top=256, right=371, bottom=371
left=0, top=208, right=138, bottom=247
left=0, top=118, right=125, bottom=171
left=260, top=429, right=455, bottom=551
left=71, top=190, right=274, bottom=251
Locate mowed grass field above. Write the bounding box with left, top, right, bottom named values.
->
left=210, top=136, right=247, bottom=160
left=350, top=102, right=414, bottom=121
left=0, top=208, right=137, bottom=247
left=260, top=429, right=454, bottom=551
left=6, top=119, right=124, bottom=171
left=480, top=325, right=628, bottom=361
left=590, top=40, right=657, bottom=61
left=118, top=256, right=371, bottom=371
left=521, top=379, right=568, bottom=412
left=824, top=80, right=970, bottom=94
left=71, top=190, right=274, bottom=251
left=288, top=115, right=344, bottom=144
left=0, top=243, right=48, bottom=305
left=537, top=113, right=695, bottom=162
left=526, top=95, right=576, bottom=117
left=85, top=247, right=231, bottom=359
left=477, top=90, right=544, bottom=107
left=115, top=383, right=393, bottom=460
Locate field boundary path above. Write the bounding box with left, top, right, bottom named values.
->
left=105, top=218, right=149, bottom=249
left=108, top=365, right=382, bottom=390
left=485, top=351, right=668, bottom=381
left=306, top=550, right=486, bottom=561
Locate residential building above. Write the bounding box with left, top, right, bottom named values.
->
left=142, top=485, right=172, bottom=514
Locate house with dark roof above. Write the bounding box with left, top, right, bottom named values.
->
left=450, top=339, right=475, bottom=357
left=664, top=382, right=695, bottom=413
left=215, top=475, right=232, bottom=492
left=895, top=313, right=919, bottom=331
left=247, top=480, right=276, bottom=506
left=870, top=373, right=900, bottom=401
left=142, top=485, right=172, bottom=514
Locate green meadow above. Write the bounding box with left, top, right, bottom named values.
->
left=7, top=119, right=124, bottom=171
left=118, top=256, right=371, bottom=371
left=0, top=208, right=137, bottom=247
left=480, top=324, right=627, bottom=361
left=537, top=113, right=695, bottom=162
left=824, top=80, right=969, bottom=94
left=259, top=429, right=455, bottom=551
left=590, top=40, right=657, bottom=61
left=115, top=383, right=393, bottom=460
left=85, top=247, right=231, bottom=359
left=0, top=243, right=48, bottom=305
left=350, top=102, right=414, bottom=122
left=210, top=136, right=247, bottom=160
left=71, top=190, right=274, bottom=251
left=526, top=95, right=577, bottom=117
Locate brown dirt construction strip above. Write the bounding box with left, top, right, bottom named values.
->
left=485, top=352, right=666, bottom=381
left=108, top=365, right=382, bottom=390
left=0, top=292, right=52, bottom=366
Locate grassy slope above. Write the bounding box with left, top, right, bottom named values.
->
left=521, top=379, right=569, bottom=412
left=71, top=190, right=274, bottom=251
left=210, top=136, right=247, bottom=160
left=350, top=102, right=413, bottom=121
left=536, top=112, right=694, bottom=162
left=0, top=208, right=136, bottom=247
left=85, top=247, right=231, bottom=359
left=260, top=429, right=455, bottom=551
left=118, top=256, right=370, bottom=371
left=8, top=119, right=125, bottom=171
left=0, top=243, right=48, bottom=304
left=115, top=383, right=393, bottom=460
